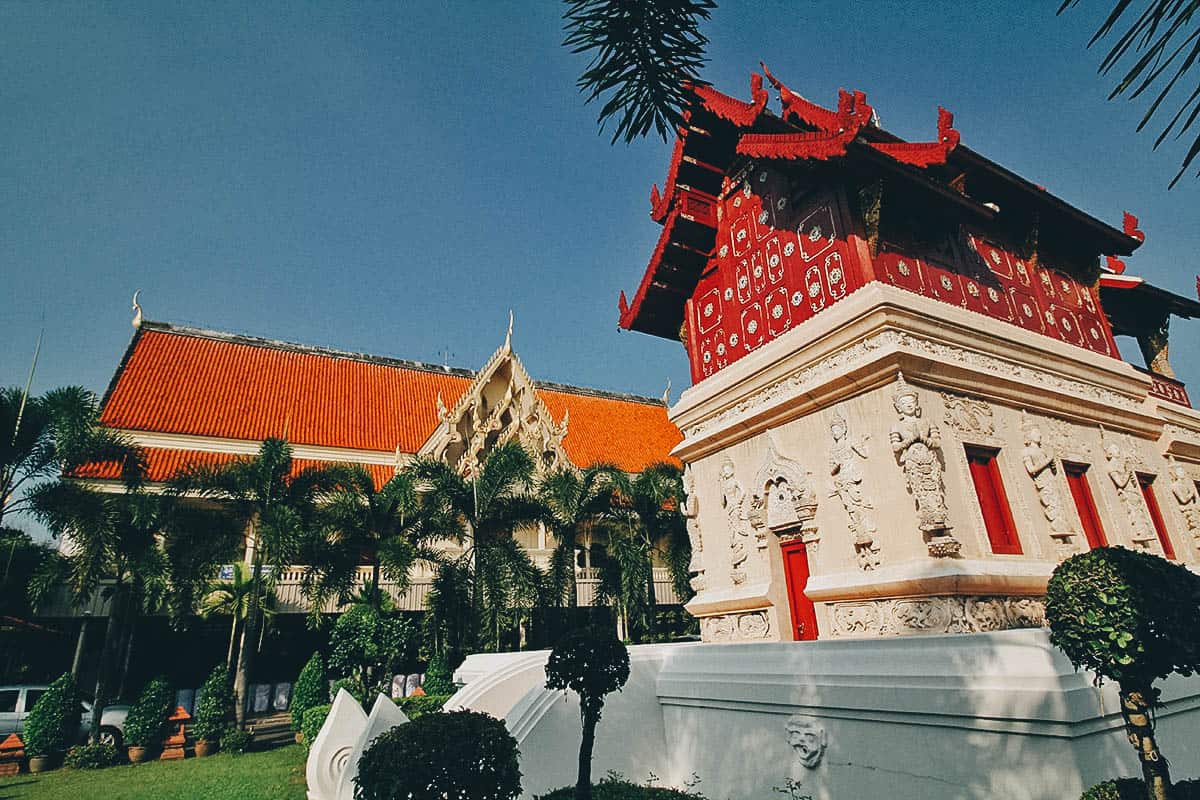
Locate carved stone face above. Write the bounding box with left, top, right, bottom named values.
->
left=1024, top=427, right=1042, bottom=447
left=1105, top=443, right=1121, bottom=462
left=894, top=393, right=918, bottom=416
left=786, top=716, right=826, bottom=768
left=830, top=420, right=846, bottom=441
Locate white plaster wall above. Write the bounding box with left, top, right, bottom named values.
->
left=456, top=631, right=1200, bottom=800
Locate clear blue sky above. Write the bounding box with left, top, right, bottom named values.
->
left=2, top=1, right=1198, bottom=406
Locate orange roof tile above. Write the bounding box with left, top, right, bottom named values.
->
left=75, top=448, right=397, bottom=490
left=97, top=323, right=680, bottom=474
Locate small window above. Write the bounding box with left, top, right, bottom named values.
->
left=1064, top=463, right=1107, bottom=549
left=965, top=446, right=1022, bottom=555
left=1137, top=474, right=1177, bottom=560
left=0, top=690, right=17, bottom=713
left=23, top=690, right=45, bottom=712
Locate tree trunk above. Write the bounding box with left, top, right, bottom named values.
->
left=643, top=560, right=657, bottom=643
left=116, top=620, right=137, bottom=699
left=89, top=593, right=125, bottom=742
left=70, top=618, right=89, bottom=680
left=226, top=615, right=239, bottom=669
left=576, top=708, right=597, bottom=800
left=234, top=554, right=264, bottom=729
left=1118, top=683, right=1171, bottom=800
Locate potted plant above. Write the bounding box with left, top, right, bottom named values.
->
left=193, top=666, right=234, bottom=757
left=24, top=673, right=83, bottom=773
left=123, top=677, right=172, bottom=764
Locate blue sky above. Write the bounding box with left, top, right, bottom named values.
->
left=2, top=1, right=1197, bottom=407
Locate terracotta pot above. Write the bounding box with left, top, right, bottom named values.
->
left=195, top=740, right=218, bottom=758
left=28, top=754, right=59, bottom=773
left=295, top=732, right=304, bottom=744
left=127, top=746, right=152, bottom=764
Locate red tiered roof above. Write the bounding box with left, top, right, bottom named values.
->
left=94, top=323, right=681, bottom=478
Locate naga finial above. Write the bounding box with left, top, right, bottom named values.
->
left=504, top=309, right=514, bottom=351
left=662, top=378, right=672, bottom=406
left=131, top=289, right=143, bottom=329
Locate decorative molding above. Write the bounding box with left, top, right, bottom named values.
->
left=827, top=595, right=1046, bottom=638
left=700, top=609, right=773, bottom=642
left=828, top=407, right=880, bottom=570
left=683, top=329, right=1139, bottom=442
left=939, top=392, right=994, bottom=437
left=890, top=374, right=960, bottom=557
left=1164, top=423, right=1200, bottom=446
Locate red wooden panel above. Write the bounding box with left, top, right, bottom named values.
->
left=965, top=447, right=1022, bottom=555
left=1064, top=464, right=1108, bottom=549
left=1137, top=474, right=1177, bottom=560
left=781, top=540, right=819, bottom=641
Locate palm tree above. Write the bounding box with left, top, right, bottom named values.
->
left=562, top=0, right=716, bottom=143
left=538, top=464, right=621, bottom=615
left=600, top=463, right=689, bottom=643
left=407, top=441, right=549, bottom=654
left=299, top=467, right=431, bottom=617
left=1, top=385, right=143, bottom=528
left=172, top=437, right=327, bottom=727
left=199, top=562, right=277, bottom=669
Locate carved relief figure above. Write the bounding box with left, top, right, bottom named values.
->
left=681, top=464, right=706, bottom=591
left=828, top=408, right=880, bottom=570
left=785, top=716, right=827, bottom=772
left=720, top=459, right=751, bottom=583
left=889, top=374, right=960, bottom=556
left=1167, top=457, right=1200, bottom=543
left=940, top=392, right=995, bottom=436
left=1101, top=431, right=1156, bottom=550
left=1021, top=412, right=1076, bottom=557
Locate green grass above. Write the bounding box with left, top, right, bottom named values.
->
left=0, top=744, right=306, bottom=800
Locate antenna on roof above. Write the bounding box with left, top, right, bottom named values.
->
left=131, top=290, right=143, bottom=329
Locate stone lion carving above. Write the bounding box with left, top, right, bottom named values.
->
left=786, top=715, right=827, bottom=770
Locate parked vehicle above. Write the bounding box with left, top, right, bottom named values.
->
left=0, top=686, right=129, bottom=747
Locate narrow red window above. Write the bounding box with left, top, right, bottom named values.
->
left=1064, top=463, right=1107, bottom=549
left=1137, top=474, right=1177, bottom=560
left=965, top=446, right=1022, bottom=554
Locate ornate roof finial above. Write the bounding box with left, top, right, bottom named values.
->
left=436, top=391, right=448, bottom=422
left=662, top=378, right=671, bottom=406
left=504, top=309, right=514, bottom=352
left=131, top=290, right=143, bottom=329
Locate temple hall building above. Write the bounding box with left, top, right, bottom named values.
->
left=618, top=69, right=1200, bottom=644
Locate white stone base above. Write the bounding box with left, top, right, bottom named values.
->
left=454, top=630, right=1200, bottom=800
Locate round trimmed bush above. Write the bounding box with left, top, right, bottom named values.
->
left=291, top=652, right=325, bottom=735
left=536, top=779, right=706, bottom=800
left=355, top=710, right=521, bottom=800
left=193, top=665, right=234, bottom=743
left=221, top=727, right=252, bottom=754
left=302, top=703, right=332, bottom=750
left=64, top=741, right=122, bottom=769
left=24, top=673, right=83, bottom=757
left=123, top=676, right=173, bottom=749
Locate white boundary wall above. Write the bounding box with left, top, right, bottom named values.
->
left=452, top=630, right=1200, bottom=800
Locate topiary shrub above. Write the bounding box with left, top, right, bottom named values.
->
left=396, top=693, right=450, bottom=720
left=122, top=676, right=173, bottom=750
left=64, top=741, right=122, bottom=769
left=536, top=776, right=706, bottom=800
left=291, top=651, right=325, bottom=735
left=302, top=703, right=332, bottom=750
left=328, top=604, right=415, bottom=703
left=355, top=710, right=521, bottom=800
left=193, top=665, right=235, bottom=743
left=1081, top=779, right=1200, bottom=800
left=23, top=673, right=83, bottom=758
left=422, top=653, right=456, bottom=696
left=544, top=629, right=631, bottom=800
left=1047, top=547, right=1200, bottom=800
left=221, top=727, right=252, bottom=754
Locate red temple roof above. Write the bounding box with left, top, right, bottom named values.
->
left=95, top=323, right=681, bottom=477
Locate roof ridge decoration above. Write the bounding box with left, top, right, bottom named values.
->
left=419, top=315, right=570, bottom=476
left=690, top=73, right=768, bottom=127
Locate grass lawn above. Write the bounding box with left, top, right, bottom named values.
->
left=0, top=744, right=306, bottom=800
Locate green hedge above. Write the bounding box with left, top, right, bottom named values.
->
left=1082, top=778, right=1200, bottom=799
left=302, top=703, right=332, bottom=750
left=23, top=673, right=83, bottom=757
left=193, top=665, right=234, bottom=742
left=123, top=676, right=173, bottom=749
left=395, top=693, right=451, bottom=720
left=291, top=652, right=326, bottom=734
left=536, top=779, right=705, bottom=800
left=422, top=653, right=456, bottom=696
left=65, top=741, right=122, bottom=769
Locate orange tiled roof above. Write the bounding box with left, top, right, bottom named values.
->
left=74, top=448, right=397, bottom=490
left=97, top=323, right=680, bottom=475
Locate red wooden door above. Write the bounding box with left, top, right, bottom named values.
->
left=781, top=540, right=819, bottom=641
left=1137, top=474, right=1177, bottom=560
left=1064, top=463, right=1107, bottom=550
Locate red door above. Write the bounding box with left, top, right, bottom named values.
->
left=1064, top=463, right=1107, bottom=550
left=781, top=540, right=819, bottom=641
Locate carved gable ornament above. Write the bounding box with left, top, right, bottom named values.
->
left=752, top=430, right=817, bottom=545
